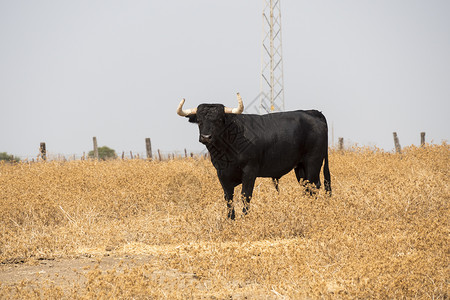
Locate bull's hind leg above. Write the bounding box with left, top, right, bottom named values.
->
left=295, top=162, right=321, bottom=195
left=272, top=177, right=280, bottom=192
left=304, top=159, right=323, bottom=194
left=294, top=164, right=306, bottom=184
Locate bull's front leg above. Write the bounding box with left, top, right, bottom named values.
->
left=223, top=187, right=235, bottom=220
left=219, top=175, right=236, bottom=219
left=241, top=174, right=256, bottom=215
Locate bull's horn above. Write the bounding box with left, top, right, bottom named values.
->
left=177, top=98, right=197, bottom=116
left=224, top=93, right=244, bottom=114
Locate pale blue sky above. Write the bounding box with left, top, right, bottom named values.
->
left=1, top=1, right=449, bottom=158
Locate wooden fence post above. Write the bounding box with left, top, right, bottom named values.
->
left=420, top=132, right=425, bottom=146
left=157, top=149, right=162, bottom=161
left=39, top=142, right=46, bottom=161
left=93, top=137, right=99, bottom=160
left=393, top=132, right=402, bottom=154
left=338, top=137, right=344, bottom=151
left=145, top=138, right=152, bottom=160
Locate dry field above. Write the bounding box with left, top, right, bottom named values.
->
left=0, top=144, right=448, bottom=299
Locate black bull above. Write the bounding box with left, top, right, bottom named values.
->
left=179, top=99, right=331, bottom=219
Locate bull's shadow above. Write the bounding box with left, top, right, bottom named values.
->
left=177, top=93, right=331, bottom=220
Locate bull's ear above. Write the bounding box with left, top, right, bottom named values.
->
left=187, top=114, right=198, bottom=123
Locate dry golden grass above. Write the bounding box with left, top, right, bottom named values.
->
left=0, top=144, right=448, bottom=298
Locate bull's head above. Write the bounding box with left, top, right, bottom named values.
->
left=177, top=93, right=244, bottom=145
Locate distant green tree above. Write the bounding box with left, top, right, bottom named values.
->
left=88, top=146, right=117, bottom=160
left=0, top=152, right=20, bottom=162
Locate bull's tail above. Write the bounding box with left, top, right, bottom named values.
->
left=323, top=149, right=332, bottom=196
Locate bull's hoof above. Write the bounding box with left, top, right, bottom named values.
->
left=242, top=206, right=250, bottom=215
left=227, top=209, right=236, bottom=220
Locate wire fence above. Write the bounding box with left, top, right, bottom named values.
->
left=9, top=150, right=209, bottom=162
left=3, top=131, right=428, bottom=162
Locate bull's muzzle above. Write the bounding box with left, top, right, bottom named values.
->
left=200, top=134, right=212, bottom=144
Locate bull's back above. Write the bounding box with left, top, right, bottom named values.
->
left=237, top=111, right=327, bottom=177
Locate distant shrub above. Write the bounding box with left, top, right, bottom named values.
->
left=88, top=146, right=117, bottom=160
left=0, top=152, right=20, bottom=163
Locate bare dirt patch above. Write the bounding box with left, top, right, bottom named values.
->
left=0, top=254, right=153, bottom=288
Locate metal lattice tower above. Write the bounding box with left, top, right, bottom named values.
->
left=260, top=0, right=285, bottom=113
